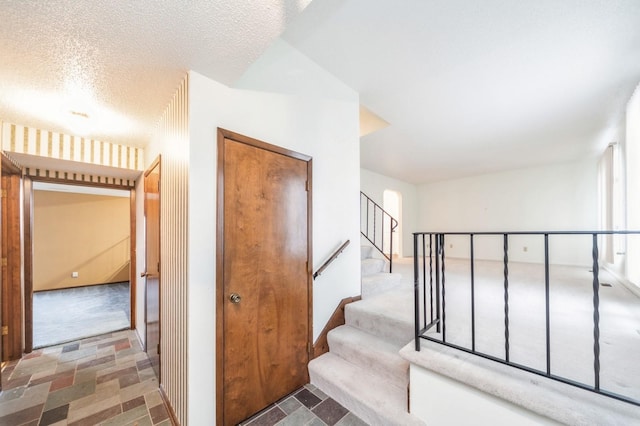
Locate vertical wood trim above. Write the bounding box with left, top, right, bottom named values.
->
left=130, top=188, right=137, bottom=330
left=215, top=130, right=225, bottom=426
left=7, top=175, right=22, bottom=360
left=312, top=296, right=361, bottom=358
left=23, top=177, right=33, bottom=353
left=307, top=158, right=314, bottom=364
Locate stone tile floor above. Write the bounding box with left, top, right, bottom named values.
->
left=240, top=384, right=367, bottom=426
left=0, top=330, right=168, bottom=426
left=33, top=283, right=130, bottom=348
left=1, top=329, right=366, bottom=426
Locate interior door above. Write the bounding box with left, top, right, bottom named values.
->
left=144, top=158, right=161, bottom=379
left=218, top=130, right=312, bottom=426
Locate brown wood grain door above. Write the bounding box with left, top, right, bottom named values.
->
left=1, top=173, right=22, bottom=362
left=144, top=158, right=161, bottom=379
left=217, top=129, right=312, bottom=426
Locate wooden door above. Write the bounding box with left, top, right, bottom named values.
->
left=144, top=158, right=161, bottom=379
left=217, top=130, right=312, bottom=426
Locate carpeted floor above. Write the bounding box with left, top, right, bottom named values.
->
left=33, top=283, right=130, bottom=349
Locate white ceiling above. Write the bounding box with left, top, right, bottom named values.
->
left=1, top=0, right=640, bottom=184
left=283, top=0, right=640, bottom=183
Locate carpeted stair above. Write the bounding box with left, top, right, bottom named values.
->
left=308, top=245, right=424, bottom=425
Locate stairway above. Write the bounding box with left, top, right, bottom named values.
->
left=308, top=246, right=424, bottom=425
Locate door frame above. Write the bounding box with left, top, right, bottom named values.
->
left=143, top=155, right=161, bottom=377
left=1, top=169, right=23, bottom=361
left=215, top=128, right=313, bottom=425
left=23, top=176, right=137, bottom=352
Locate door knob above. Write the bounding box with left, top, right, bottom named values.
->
left=229, top=293, right=241, bottom=304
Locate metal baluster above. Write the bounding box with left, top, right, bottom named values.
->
left=544, top=234, right=551, bottom=376
left=470, top=234, right=476, bottom=352
left=504, top=233, right=510, bottom=363
left=389, top=221, right=393, bottom=273
left=414, top=233, right=420, bottom=351
left=442, top=234, right=446, bottom=343
left=422, top=234, right=427, bottom=329
left=435, top=234, right=441, bottom=333
left=430, top=234, right=434, bottom=323
left=592, top=234, right=601, bottom=391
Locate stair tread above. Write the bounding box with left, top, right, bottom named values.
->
left=309, top=353, right=424, bottom=426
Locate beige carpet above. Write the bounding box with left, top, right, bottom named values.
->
left=395, top=256, right=640, bottom=403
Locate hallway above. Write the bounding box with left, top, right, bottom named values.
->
left=0, top=330, right=169, bottom=425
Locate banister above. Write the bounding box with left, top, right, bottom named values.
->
left=360, top=191, right=398, bottom=272
left=413, top=229, right=640, bottom=407
left=313, top=240, right=351, bottom=280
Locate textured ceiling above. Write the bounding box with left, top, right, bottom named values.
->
left=2, top=1, right=640, bottom=184
left=284, top=0, right=640, bottom=183
left=0, top=0, right=311, bottom=148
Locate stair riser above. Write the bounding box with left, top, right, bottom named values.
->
left=345, top=306, right=414, bottom=347
left=361, top=258, right=386, bottom=275
left=361, top=245, right=373, bottom=260
left=328, top=329, right=408, bottom=389
left=309, top=356, right=422, bottom=426
left=361, top=273, right=403, bottom=299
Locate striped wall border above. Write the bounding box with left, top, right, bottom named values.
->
left=1, top=123, right=144, bottom=171
left=23, top=167, right=136, bottom=188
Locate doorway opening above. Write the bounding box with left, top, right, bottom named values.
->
left=31, top=182, right=132, bottom=348
left=383, top=189, right=402, bottom=257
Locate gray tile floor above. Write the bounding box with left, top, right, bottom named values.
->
left=33, top=283, right=130, bottom=348
left=0, top=330, right=169, bottom=426
left=240, top=384, right=367, bottom=426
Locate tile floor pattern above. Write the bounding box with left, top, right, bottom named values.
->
left=33, top=283, right=131, bottom=348
left=0, top=330, right=169, bottom=426
left=239, top=384, right=367, bottom=426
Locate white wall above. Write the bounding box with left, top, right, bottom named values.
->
left=360, top=168, right=418, bottom=257
left=410, top=366, right=560, bottom=425
left=188, top=39, right=360, bottom=424
left=625, top=83, right=640, bottom=286
left=417, top=159, right=599, bottom=266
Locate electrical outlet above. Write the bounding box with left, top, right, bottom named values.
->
left=71, top=271, right=79, bottom=278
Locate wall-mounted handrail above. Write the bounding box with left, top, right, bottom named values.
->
left=413, top=230, right=640, bottom=407
left=313, top=240, right=351, bottom=280
left=360, top=191, right=398, bottom=272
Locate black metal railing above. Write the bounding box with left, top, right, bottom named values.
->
left=313, top=240, right=351, bottom=280
left=413, top=230, right=640, bottom=407
left=360, top=191, right=398, bottom=272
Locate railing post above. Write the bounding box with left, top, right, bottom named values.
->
left=592, top=233, right=601, bottom=391
left=503, top=233, right=510, bottom=363
left=414, top=233, right=421, bottom=351
left=544, top=234, right=551, bottom=376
